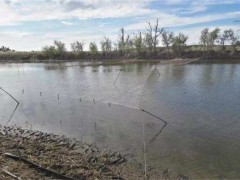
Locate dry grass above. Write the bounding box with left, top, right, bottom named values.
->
left=0, top=126, right=164, bottom=180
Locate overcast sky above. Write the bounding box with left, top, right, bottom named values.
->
left=0, top=0, right=240, bottom=51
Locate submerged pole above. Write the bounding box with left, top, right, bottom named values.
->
left=0, top=87, right=20, bottom=124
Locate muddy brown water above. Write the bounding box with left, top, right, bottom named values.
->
left=0, top=61, right=240, bottom=178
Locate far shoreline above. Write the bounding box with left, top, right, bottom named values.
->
left=1, top=57, right=240, bottom=66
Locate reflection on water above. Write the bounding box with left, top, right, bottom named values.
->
left=0, top=62, right=240, bottom=178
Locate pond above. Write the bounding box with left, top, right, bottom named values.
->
left=0, top=61, right=240, bottom=178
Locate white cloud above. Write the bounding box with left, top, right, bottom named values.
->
left=0, top=0, right=239, bottom=51
left=0, top=0, right=239, bottom=27
left=166, top=0, right=240, bottom=14
left=180, top=5, right=207, bottom=14
left=61, top=21, right=74, bottom=25
left=0, top=0, right=153, bottom=26
left=126, top=11, right=240, bottom=30
left=0, top=1, right=19, bottom=25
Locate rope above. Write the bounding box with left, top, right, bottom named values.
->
left=141, top=110, right=147, bottom=179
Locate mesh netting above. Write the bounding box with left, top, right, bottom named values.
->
left=1, top=63, right=240, bottom=179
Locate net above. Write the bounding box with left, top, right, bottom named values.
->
left=2, top=62, right=240, bottom=179
left=0, top=64, right=167, bottom=179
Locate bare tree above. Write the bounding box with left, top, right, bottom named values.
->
left=200, top=27, right=220, bottom=54
left=145, top=19, right=164, bottom=55
left=200, top=28, right=209, bottom=53
left=118, top=27, right=126, bottom=54
left=125, top=35, right=134, bottom=53
left=218, top=30, right=230, bottom=50
left=133, top=32, right=145, bottom=56
left=226, top=29, right=239, bottom=53
left=144, top=33, right=153, bottom=54
left=71, top=41, right=85, bottom=53
left=100, top=36, right=112, bottom=55
left=208, top=28, right=220, bottom=51
left=162, top=30, right=174, bottom=57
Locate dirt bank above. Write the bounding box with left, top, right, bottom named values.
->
left=190, top=58, right=240, bottom=64
left=0, top=125, right=167, bottom=180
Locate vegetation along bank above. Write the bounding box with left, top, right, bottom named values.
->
left=0, top=19, right=239, bottom=63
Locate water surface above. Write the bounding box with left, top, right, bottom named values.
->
left=0, top=62, right=240, bottom=178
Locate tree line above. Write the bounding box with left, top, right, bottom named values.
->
left=41, top=19, right=240, bottom=60
left=1, top=19, right=240, bottom=61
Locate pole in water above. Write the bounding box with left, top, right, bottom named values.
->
left=0, top=87, right=20, bottom=124
left=93, top=98, right=95, bottom=104
left=22, top=89, right=24, bottom=94
left=40, top=92, right=42, bottom=96
left=58, top=94, right=59, bottom=100
left=94, top=122, right=96, bottom=130
left=80, top=97, right=81, bottom=102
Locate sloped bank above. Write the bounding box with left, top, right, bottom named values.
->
left=0, top=125, right=168, bottom=180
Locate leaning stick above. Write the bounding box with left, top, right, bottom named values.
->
left=114, top=71, right=121, bottom=87
left=2, top=169, right=21, bottom=180
left=0, top=87, right=20, bottom=124
left=4, top=153, right=83, bottom=180
left=0, top=87, right=19, bottom=105
left=141, top=109, right=168, bottom=144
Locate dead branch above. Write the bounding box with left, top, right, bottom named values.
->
left=4, top=153, right=84, bottom=180
left=2, top=169, right=21, bottom=180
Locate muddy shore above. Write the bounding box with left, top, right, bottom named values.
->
left=1, top=57, right=240, bottom=66
left=0, top=125, right=170, bottom=180
left=0, top=58, right=197, bottom=67
left=2, top=57, right=240, bottom=66
left=0, top=58, right=161, bottom=65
